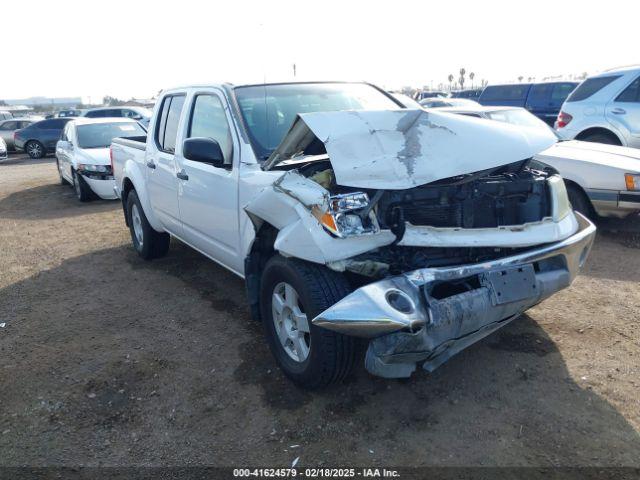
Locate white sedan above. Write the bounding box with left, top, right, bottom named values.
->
left=439, top=105, right=640, bottom=219
left=55, top=118, right=146, bottom=202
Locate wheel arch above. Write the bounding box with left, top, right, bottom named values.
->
left=119, top=163, right=163, bottom=232
left=564, top=179, right=595, bottom=215
left=575, top=126, right=623, bottom=145
left=244, top=222, right=279, bottom=321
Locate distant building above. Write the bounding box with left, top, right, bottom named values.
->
left=126, top=98, right=156, bottom=108
left=3, top=97, right=82, bottom=108
left=1, top=105, right=33, bottom=116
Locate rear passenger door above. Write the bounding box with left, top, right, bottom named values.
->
left=606, top=75, right=640, bottom=147
left=39, top=119, right=69, bottom=151
left=146, top=94, right=186, bottom=235
left=175, top=90, right=242, bottom=273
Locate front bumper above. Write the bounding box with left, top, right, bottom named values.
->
left=312, top=213, right=596, bottom=378
left=81, top=175, right=118, bottom=200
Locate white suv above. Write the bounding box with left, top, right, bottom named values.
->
left=555, top=66, right=640, bottom=147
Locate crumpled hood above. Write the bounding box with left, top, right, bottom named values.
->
left=264, top=109, right=558, bottom=190
left=77, top=147, right=110, bottom=165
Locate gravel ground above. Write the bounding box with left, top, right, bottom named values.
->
left=0, top=155, right=639, bottom=468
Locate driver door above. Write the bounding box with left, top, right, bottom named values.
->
left=175, top=90, right=242, bottom=273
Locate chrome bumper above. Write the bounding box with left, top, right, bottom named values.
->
left=312, top=213, right=596, bottom=378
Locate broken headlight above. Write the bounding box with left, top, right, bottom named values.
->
left=315, top=192, right=380, bottom=238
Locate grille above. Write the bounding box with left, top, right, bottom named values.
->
left=402, top=202, right=463, bottom=227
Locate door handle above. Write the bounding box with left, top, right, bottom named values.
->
left=611, top=108, right=626, bottom=115
left=176, top=169, right=189, bottom=181
left=146, top=160, right=156, bottom=169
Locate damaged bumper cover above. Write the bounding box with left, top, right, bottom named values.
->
left=312, top=213, right=596, bottom=378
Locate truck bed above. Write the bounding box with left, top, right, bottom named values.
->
left=112, top=135, right=147, bottom=151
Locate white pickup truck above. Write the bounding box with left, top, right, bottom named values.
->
left=111, top=81, right=596, bottom=389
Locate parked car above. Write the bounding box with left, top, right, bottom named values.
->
left=57, top=109, right=82, bottom=118
left=56, top=118, right=146, bottom=202
left=110, top=81, right=595, bottom=389
left=0, top=138, right=7, bottom=160
left=0, top=118, right=39, bottom=150
left=14, top=117, right=74, bottom=158
left=478, top=82, right=578, bottom=125
left=439, top=105, right=640, bottom=218
left=414, top=90, right=446, bottom=100
left=0, top=111, right=13, bottom=121
left=419, top=97, right=479, bottom=108
left=450, top=89, right=482, bottom=99
left=555, top=66, right=640, bottom=147
left=83, top=106, right=152, bottom=128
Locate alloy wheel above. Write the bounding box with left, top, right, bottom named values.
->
left=271, top=282, right=310, bottom=362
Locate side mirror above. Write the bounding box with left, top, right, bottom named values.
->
left=183, top=137, right=225, bottom=167
left=57, top=140, right=69, bottom=149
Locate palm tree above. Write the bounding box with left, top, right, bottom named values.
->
left=448, top=74, right=454, bottom=91
left=459, top=68, right=466, bottom=90
left=469, top=72, right=475, bottom=88
left=518, top=76, right=524, bottom=83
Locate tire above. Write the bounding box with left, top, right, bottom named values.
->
left=260, top=254, right=357, bottom=389
left=580, top=131, right=621, bottom=146
left=72, top=169, right=92, bottom=202
left=56, top=159, right=69, bottom=185
left=566, top=184, right=593, bottom=219
left=25, top=140, right=45, bottom=159
left=126, top=190, right=170, bottom=260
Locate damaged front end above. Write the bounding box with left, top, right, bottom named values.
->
left=248, top=108, right=596, bottom=378
left=314, top=213, right=595, bottom=377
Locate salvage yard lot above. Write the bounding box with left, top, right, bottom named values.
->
left=0, top=155, right=639, bottom=467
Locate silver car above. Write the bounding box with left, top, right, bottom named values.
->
left=0, top=138, right=7, bottom=160
left=0, top=118, right=39, bottom=150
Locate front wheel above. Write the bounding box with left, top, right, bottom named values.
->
left=259, top=254, right=358, bottom=389
left=126, top=190, right=170, bottom=260
left=567, top=184, right=593, bottom=219
left=72, top=170, right=92, bottom=202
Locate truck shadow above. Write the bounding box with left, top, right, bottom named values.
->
left=1, top=241, right=638, bottom=466
left=0, top=182, right=119, bottom=220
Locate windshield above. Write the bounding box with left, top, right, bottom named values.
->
left=234, top=83, right=401, bottom=159
left=485, top=108, right=561, bottom=140
left=76, top=122, right=146, bottom=149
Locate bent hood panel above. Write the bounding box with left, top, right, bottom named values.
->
left=265, top=109, right=558, bottom=190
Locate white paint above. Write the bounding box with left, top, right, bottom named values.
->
left=398, top=213, right=578, bottom=248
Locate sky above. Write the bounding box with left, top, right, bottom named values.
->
left=2, top=0, right=639, bottom=101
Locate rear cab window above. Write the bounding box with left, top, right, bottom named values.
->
left=566, top=76, right=622, bottom=102
left=155, top=94, right=186, bottom=153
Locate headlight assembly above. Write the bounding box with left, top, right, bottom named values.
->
left=77, top=164, right=112, bottom=174
left=314, top=192, right=380, bottom=238
left=548, top=175, right=571, bottom=221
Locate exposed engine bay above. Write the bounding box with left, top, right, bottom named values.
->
left=272, top=156, right=556, bottom=277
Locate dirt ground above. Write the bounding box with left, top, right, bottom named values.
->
left=0, top=154, right=639, bottom=468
